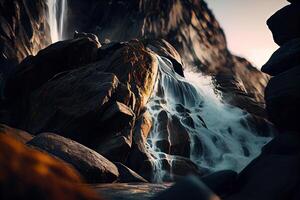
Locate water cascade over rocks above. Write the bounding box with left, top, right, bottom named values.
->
left=146, top=56, right=272, bottom=182
left=47, top=0, right=68, bottom=42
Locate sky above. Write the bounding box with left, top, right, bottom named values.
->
left=206, top=0, right=289, bottom=68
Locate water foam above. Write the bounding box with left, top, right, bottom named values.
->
left=146, top=56, right=271, bottom=182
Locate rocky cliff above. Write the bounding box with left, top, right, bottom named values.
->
left=65, top=0, right=269, bottom=117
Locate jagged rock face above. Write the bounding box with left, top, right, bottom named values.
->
left=65, top=0, right=269, bottom=117
left=0, top=0, right=51, bottom=73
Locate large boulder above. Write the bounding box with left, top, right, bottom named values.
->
left=5, top=36, right=100, bottom=100
left=262, top=38, right=300, bottom=76
left=27, top=133, right=119, bottom=183
left=265, top=66, right=300, bottom=132
left=0, top=134, right=102, bottom=200
left=226, top=133, right=300, bottom=200
left=267, top=3, right=300, bottom=46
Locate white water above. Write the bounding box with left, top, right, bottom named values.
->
left=146, top=56, right=272, bottom=182
left=47, top=0, right=68, bottom=42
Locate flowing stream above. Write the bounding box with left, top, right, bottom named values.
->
left=47, top=0, right=68, bottom=42
left=146, top=56, right=272, bottom=182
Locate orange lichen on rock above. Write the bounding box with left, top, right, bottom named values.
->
left=0, top=134, right=103, bottom=200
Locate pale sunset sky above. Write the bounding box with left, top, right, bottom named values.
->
left=206, top=0, right=289, bottom=68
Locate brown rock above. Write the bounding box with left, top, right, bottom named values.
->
left=0, top=123, right=33, bottom=143
left=27, top=132, right=119, bottom=183
left=0, top=0, right=51, bottom=73
left=0, top=134, right=102, bottom=200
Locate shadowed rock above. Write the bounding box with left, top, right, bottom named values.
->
left=114, top=162, right=148, bottom=183
left=27, top=132, right=119, bottom=183
left=267, top=3, right=300, bottom=46
left=262, top=38, right=300, bottom=76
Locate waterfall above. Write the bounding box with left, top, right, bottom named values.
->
left=146, top=56, right=272, bottom=182
left=47, top=0, right=68, bottom=43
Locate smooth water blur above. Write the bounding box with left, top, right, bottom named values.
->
left=47, top=0, right=67, bottom=42
left=146, top=56, right=271, bottom=182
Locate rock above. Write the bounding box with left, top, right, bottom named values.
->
left=145, top=39, right=184, bottom=77
left=160, top=155, right=206, bottom=181
left=262, top=38, right=300, bottom=76
left=264, top=66, right=300, bottom=132
left=0, top=134, right=102, bottom=200
left=96, top=40, right=159, bottom=114
left=99, top=101, right=135, bottom=134
left=5, top=37, right=100, bottom=100
left=0, top=0, right=51, bottom=73
left=66, top=0, right=268, bottom=116
left=267, top=4, right=300, bottom=45
left=74, top=31, right=102, bottom=47
left=114, top=162, right=148, bottom=183
left=25, top=69, right=132, bottom=149
left=126, top=110, right=155, bottom=181
left=0, top=123, right=33, bottom=143
left=97, top=135, right=132, bottom=163
left=153, top=176, right=220, bottom=200
left=27, top=133, right=119, bottom=183
left=226, top=133, right=300, bottom=200
left=169, top=115, right=191, bottom=157
left=201, top=170, right=238, bottom=198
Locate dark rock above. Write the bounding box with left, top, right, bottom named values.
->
left=262, top=38, right=300, bottom=76
left=145, top=39, right=184, bottom=77
left=74, top=31, right=101, bottom=47
left=5, top=37, right=100, bottom=100
left=0, top=123, right=33, bottom=143
left=96, top=135, right=132, bottom=163
left=265, top=66, right=300, bottom=132
left=201, top=170, right=238, bottom=198
left=114, top=162, right=148, bottom=183
left=25, top=69, right=132, bottom=149
left=226, top=133, right=300, bottom=200
left=0, top=134, right=102, bottom=200
left=0, top=0, right=51, bottom=73
left=267, top=4, right=300, bottom=46
left=99, top=101, right=135, bottom=134
left=153, top=176, right=220, bottom=200
left=27, top=133, right=119, bottom=183
left=126, top=111, right=155, bottom=181
left=160, top=155, right=207, bottom=181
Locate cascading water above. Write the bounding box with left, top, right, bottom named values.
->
left=146, top=56, right=272, bottom=182
left=47, top=0, right=68, bottom=43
